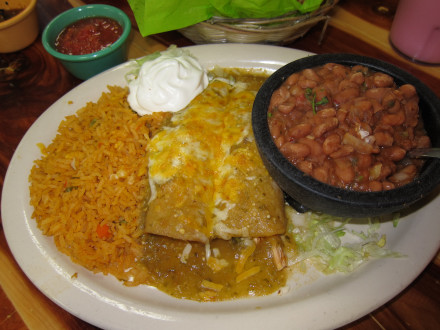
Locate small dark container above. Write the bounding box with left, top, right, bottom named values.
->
left=252, top=53, right=440, bottom=218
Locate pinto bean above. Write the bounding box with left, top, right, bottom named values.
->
left=399, top=84, right=417, bottom=99
left=394, top=129, right=413, bottom=150
left=352, top=65, right=369, bottom=75
left=379, top=164, right=393, bottom=180
left=382, top=91, right=401, bottom=113
left=280, top=142, right=310, bottom=160
left=374, top=131, right=394, bottom=147
left=371, top=98, right=384, bottom=113
left=312, top=117, right=339, bottom=138
left=334, top=158, right=355, bottom=184
left=382, top=111, right=406, bottom=126
left=336, top=109, right=348, bottom=123
left=277, top=102, right=295, bottom=114
left=289, top=84, right=302, bottom=96
left=297, top=160, right=313, bottom=175
left=323, top=79, right=339, bottom=95
left=353, top=99, right=374, bottom=124
left=349, top=71, right=365, bottom=85
left=317, top=107, right=336, bottom=118
left=364, top=88, right=390, bottom=103
left=298, top=137, right=323, bottom=159
left=287, top=123, right=312, bottom=140
left=356, top=168, right=370, bottom=183
left=303, top=68, right=321, bottom=82
left=338, top=79, right=358, bottom=91
left=382, top=181, right=396, bottom=190
left=373, top=72, right=394, bottom=87
left=356, top=153, right=372, bottom=169
left=299, top=78, right=318, bottom=89
left=274, top=136, right=285, bottom=149
left=330, top=144, right=354, bottom=158
left=331, top=64, right=349, bottom=78
left=317, top=66, right=331, bottom=77
left=368, top=181, right=383, bottom=191
left=285, top=73, right=300, bottom=87
left=334, top=88, right=360, bottom=105
left=269, top=119, right=283, bottom=139
left=382, top=146, right=406, bottom=162
left=287, top=109, right=306, bottom=125
left=354, top=98, right=373, bottom=112
left=374, top=123, right=394, bottom=134
left=295, top=93, right=311, bottom=111
left=403, top=99, right=419, bottom=127
left=312, top=166, right=329, bottom=183
left=323, top=134, right=341, bottom=155
left=388, top=164, right=417, bottom=186
left=270, top=85, right=290, bottom=109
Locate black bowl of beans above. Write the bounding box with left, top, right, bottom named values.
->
left=252, top=53, right=440, bottom=218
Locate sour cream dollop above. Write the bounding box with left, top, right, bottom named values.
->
left=127, top=46, right=209, bottom=116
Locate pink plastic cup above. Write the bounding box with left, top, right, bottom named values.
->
left=390, top=0, right=440, bottom=64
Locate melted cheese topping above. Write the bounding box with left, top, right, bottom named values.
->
left=148, top=80, right=256, bottom=237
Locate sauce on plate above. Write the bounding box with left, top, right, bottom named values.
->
left=140, top=235, right=292, bottom=301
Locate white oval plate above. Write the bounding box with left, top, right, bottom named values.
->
left=2, top=44, right=440, bottom=330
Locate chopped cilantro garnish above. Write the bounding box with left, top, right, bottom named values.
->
left=305, top=88, right=328, bottom=114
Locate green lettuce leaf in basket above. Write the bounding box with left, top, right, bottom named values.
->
left=127, top=0, right=214, bottom=36
left=128, top=0, right=324, bottom=36
left=209, top=0, right=324, bottom=18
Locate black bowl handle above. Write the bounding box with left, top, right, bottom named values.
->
left=283, top=192, right=310, bottom=213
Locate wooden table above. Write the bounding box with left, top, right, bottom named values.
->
left=1, top=0, right=439, bottom=329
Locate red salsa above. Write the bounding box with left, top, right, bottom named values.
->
left=55, top=17, right=123, bottom=55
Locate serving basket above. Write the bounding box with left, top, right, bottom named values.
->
left=178, top=0, right=338, bottom=45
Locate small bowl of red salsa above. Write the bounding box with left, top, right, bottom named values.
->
left=42, top=4, right=131, bottom=80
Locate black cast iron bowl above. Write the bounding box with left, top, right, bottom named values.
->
left=252, top=53, right=440, bottom=218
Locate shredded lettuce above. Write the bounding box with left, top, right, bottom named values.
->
left=124, top=45, right=176, bottom=83
left=392, top=212, right=401, bottom=228
left=125, top=50, right=162, bottom=83
left=134, top=51, right=162, bottom=66
left=286, top=208, right=404, bottom=274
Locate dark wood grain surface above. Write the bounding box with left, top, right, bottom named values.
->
left=1, top=0, right=439, bottom=329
